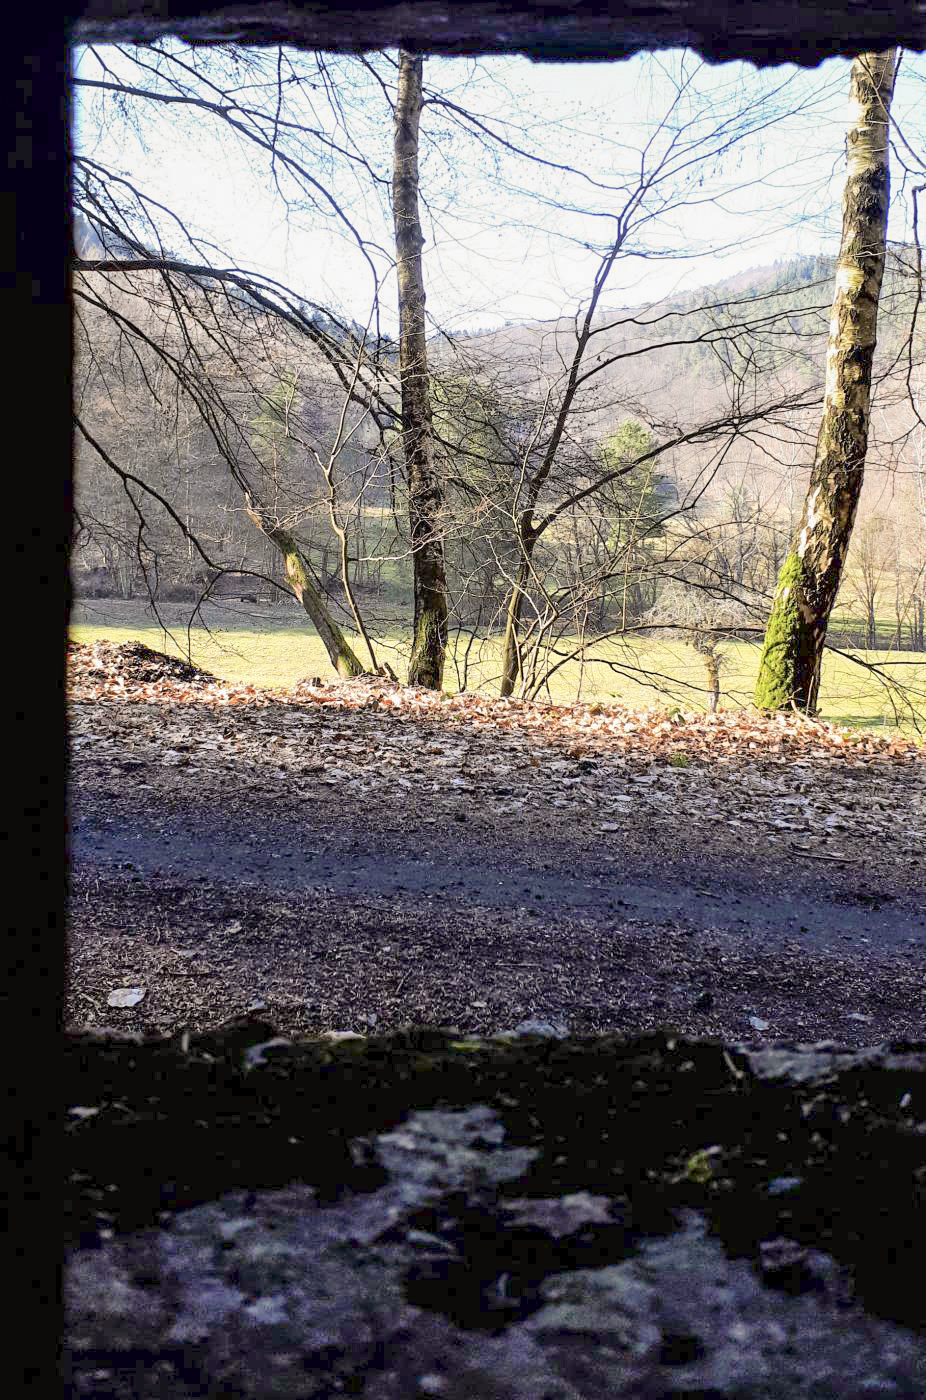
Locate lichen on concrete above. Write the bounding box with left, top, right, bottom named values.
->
left=63, top=1025, right=926, bottom=1395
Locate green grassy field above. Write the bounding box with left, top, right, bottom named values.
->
left=69, top=597, right=926, bottom=733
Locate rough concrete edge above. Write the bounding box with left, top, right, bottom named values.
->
left=72, top=1, right=926, bottom=68
left=67, top=1020, right=926, bottom=1091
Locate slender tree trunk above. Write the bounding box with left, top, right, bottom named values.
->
left=392, top=49, right=447, bottom=689
left=694, top=634, right=722, bottom=713
left=244, top=496, right=366, bottom=680
left=754, top=50, right=896, bottom=713
left=500, top=574, right=526, bottom=696
left=706, top=654, right=721, bottom=713
left=892, top=562, right=904, bottom=648
left=500, top=530, right=535, bottom=696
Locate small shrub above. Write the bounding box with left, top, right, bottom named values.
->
left=160, top=582, right=199, bottom=602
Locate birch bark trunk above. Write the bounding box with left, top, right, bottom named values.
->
left=754, top=49, right=897, bottom=712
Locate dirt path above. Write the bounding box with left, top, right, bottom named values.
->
left=66, top=705, right=924, bottom=1047
left=66, top=646, right=926, bottom=1047
left=73, top=791, right=925, bottom=961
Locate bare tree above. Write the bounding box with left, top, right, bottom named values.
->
left=755, top=50, right=898, bottom=711
left=392, top=50, right=448, bottom=688
left=643, top=572, right=756, bottom=712
left=71, top=44, right=410, bottom=673
left=431, top=64, right=838, bottom=696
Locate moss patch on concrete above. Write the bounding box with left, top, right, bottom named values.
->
left=65, top=1022, right=926, bottom=1335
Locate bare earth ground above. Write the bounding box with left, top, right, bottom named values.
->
left=67, top=641, right=926, bottom=1049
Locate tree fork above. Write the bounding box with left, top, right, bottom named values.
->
left=754, top=49, right=897, bottom=713
left=392, top=49, right=448, bottom=689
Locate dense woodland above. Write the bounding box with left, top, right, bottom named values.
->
left=70, top=45, right=926, bottom=711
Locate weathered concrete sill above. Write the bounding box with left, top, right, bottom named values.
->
left=64, top=1022, right=926, bottom=1398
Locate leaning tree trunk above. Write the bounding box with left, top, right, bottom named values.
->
left=500, top=575, right=527, bottom=697
left=392, top=49, right=448, bottom=689
left=244, top=496, right=366, bottom=680
left=754, top=49, right=896, bottom=713
left=499, top=530, right=535, bottom=697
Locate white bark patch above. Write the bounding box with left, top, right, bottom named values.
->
left=835, top=264, right=864, bottom=298
left=846, top=87, right=866, bottom=132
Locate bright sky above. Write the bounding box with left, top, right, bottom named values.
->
left=72, top=45, right=926, bottom=334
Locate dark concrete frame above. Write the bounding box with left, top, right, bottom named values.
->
left=75, top=1, right=926, bottom=67
left=6, top=4, right=920, bottom=1388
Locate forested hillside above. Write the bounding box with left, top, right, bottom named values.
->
left=73, top=246, right=926, bottom=649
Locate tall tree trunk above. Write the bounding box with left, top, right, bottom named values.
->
left=754, top=49, right=896, bottom=712
left=244, top=496, right=366, bottom=680
left=392, top=49, right=448, bottom=689
left=500, top=558, right=531, bottom=697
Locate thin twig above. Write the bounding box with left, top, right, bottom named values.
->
left=788, top=846, right=856, bottom=862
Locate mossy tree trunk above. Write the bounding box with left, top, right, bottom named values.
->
left=754, top=49, right=896, bottom=713
left=244, top=496, right=366, bottom=680
left=392, top=50, right=448, bottom=689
